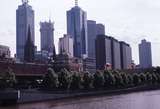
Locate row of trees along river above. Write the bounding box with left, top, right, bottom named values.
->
left=1, top=67, right=160, bottom=90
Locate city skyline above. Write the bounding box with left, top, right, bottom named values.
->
left=0, top=0, right=160, bottom=66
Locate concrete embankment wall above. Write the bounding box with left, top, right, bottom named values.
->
left=18, top=85, right=160, bottom=104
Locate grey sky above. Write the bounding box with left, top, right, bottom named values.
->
left=0, top=0, right=160, bottom=66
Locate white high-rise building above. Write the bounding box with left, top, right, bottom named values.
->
left=111, top=38, right=121, bottom=69
left=67, top=1, right=88, bottom=58
left=59, top=34, right=73, bottom=57
left=40, top=20, right=54, bottom=54
left=139, top=39, right=152, bottom=68
left=16, top=0, right=35, bottom=61
left=120, top=41, right=132, bottom=69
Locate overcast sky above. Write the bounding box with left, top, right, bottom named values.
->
left=0, top=0, right=160, bottom=66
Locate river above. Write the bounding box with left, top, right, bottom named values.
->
left=2, top=90, right=160, bottom=109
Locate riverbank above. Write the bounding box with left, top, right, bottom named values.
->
left=17, top=85, right=160, bottom=104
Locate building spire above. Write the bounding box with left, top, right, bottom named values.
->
left=22, top=0, right=29, bottom=4
left=49, top=11, right=52, bottom=23
left=27, top=26, right=32, bottom=43
left=75, top=0, right=78, bottom=6
left=24, top=25, right=35, bottom=62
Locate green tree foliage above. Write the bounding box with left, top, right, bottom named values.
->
left=139, top=73, right=147, bottom=85
left=114, top=72, right=124, bottom=88
left=152, top=73, right=158, bottom=84
left=146, top=72, right=153, bottom=84
left=127, top=74, right=134, bottom=86
left=133, top=74, right=141, bottom=86
left=103, top=70, right=116, bottom=88
left=70, top=71, right=82, bottom=90
left=43, top=68, right=59, bottom=89
left=155, top=73, right=160, bottom=83
left=58, top=68, right=71, bottom=90
left=82, top=72, right=93, bottom=90
left=40, top=67, right=160, bottom=91
left=0, top=68, right=17, bottom=89
left=93, top=71, right=105, bottom=89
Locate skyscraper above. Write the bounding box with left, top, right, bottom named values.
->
left=95, top=35, right=122, bottom=70
left=95, top=35, right=111, bottom=70
left=120, top=41, right=132, bottom=69
left=139, top=39, right=152, bottom=68
left=59, top=34, right=73, bottom=57
left=111, top=38, right=121, bottom=69
left=40, top=20, right=55, bottom=54
left=87, top=20, right=97, bottom=58
left=67, top=0, right=88, bottom=58
left=87, top=20, right=105, bottom=59
left=96, top=24, right=105, bottom=35
left=16, top=0, right=35, bottom=61
left=87, top=20, right=106, bottom=59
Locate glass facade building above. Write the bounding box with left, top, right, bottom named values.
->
left=67, top=6, right=88, bottom=58
left=16, top=1, right=35, bottom=61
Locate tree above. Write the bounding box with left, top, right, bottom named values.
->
left=70, top=71, right=82, bottom=90
left=127, top=74, right=134, bottom=87
left=146, top=72, right=153, bottom=84
left=139, top=73, right=147, bottom=85
left=0, top=68, right=17, bottom=89
left=133, top=73, right=141, bottom=86
left=114, top=72, right=124, bottom=88
left=93, top=71, right=105, bottom=89
left=152, top=73, right=158, bottom=84
left=43, top=68, right=59, bottom=89
left=121, top=73, right=129, bottom=87
left=103, top=70, right=116, bottom=89
left=155, top=73, right=160, bottom=83
left=82, top=72, right=93, bottom=90
left=58, top=69, right=71, bottom=90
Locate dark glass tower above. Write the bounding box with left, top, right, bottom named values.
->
left=16, top=0, right=35, bottom=61
left=67, top=0, right=88, bottom=58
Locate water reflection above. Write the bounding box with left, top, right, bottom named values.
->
left=2, top=90, right=160, bottom=109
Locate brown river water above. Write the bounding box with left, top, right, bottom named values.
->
left=1, top=90, right=160, bottom=109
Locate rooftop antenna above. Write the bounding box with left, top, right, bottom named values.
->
left=75, top=0, right=78, bottom=6
left=48, top=12, right=51, bottom=22
left=22, top=0, right=29, bottom=4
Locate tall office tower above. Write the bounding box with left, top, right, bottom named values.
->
left=87, top=20, right=106, bottom=59
left=139, top=39, right=152, bottom=68
left=111, top=38, right=121, bottom=69
left=87, top=20, right=97, bottom=58
left=40, top=20, right=55, bottom=54
left=96, top=24, right=105, bottom=35
left=59, top=34, right=73, bottom=57
left=95, top=35, right=112, bottom=70
left=67, top=0, right=88, bottom=58
left=120, top=41, right=132, bottom=69
left=16, top=0, right=35, bottom=61
left=96, top=35, right=121, bottom=70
